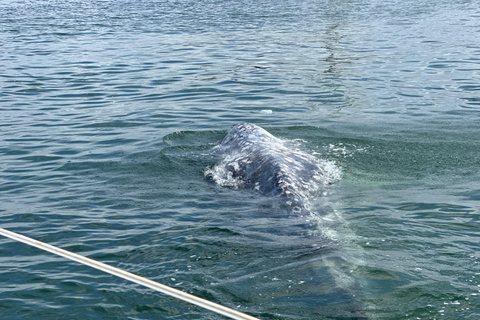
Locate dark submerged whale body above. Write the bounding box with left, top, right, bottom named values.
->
left=207, top=123, right=366, bottom=318
left=208, top=123, right=340, bottom=212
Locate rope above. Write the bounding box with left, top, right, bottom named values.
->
left=0, top=227, right=260, bottom=320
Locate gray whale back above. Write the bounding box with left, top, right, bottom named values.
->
left=206, top=124, right=364, bottom=318
left=208, top=123, right=340, bottom=212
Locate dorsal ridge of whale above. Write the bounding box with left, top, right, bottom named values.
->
left=206, top=123, right=341, bottom=212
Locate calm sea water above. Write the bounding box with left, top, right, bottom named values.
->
left=1, top=0, right=480, bottom=319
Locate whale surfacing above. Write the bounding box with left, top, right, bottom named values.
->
left=206, top=123, right=340, bottom=212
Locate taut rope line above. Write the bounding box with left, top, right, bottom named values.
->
left=0, top=227, right=260, bottom=320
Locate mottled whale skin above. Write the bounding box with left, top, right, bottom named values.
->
left=215, top=123, right=331, bottom=212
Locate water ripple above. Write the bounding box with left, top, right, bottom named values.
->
left=1, top=0, right=480, bottom=319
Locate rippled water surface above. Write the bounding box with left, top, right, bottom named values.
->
left=1, top=0, right=480, bottom=319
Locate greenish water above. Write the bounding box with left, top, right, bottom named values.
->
left=1, top=0, right=480, bottom=319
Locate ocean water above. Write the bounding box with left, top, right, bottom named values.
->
left=1, top=0, right=480, bottom=319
